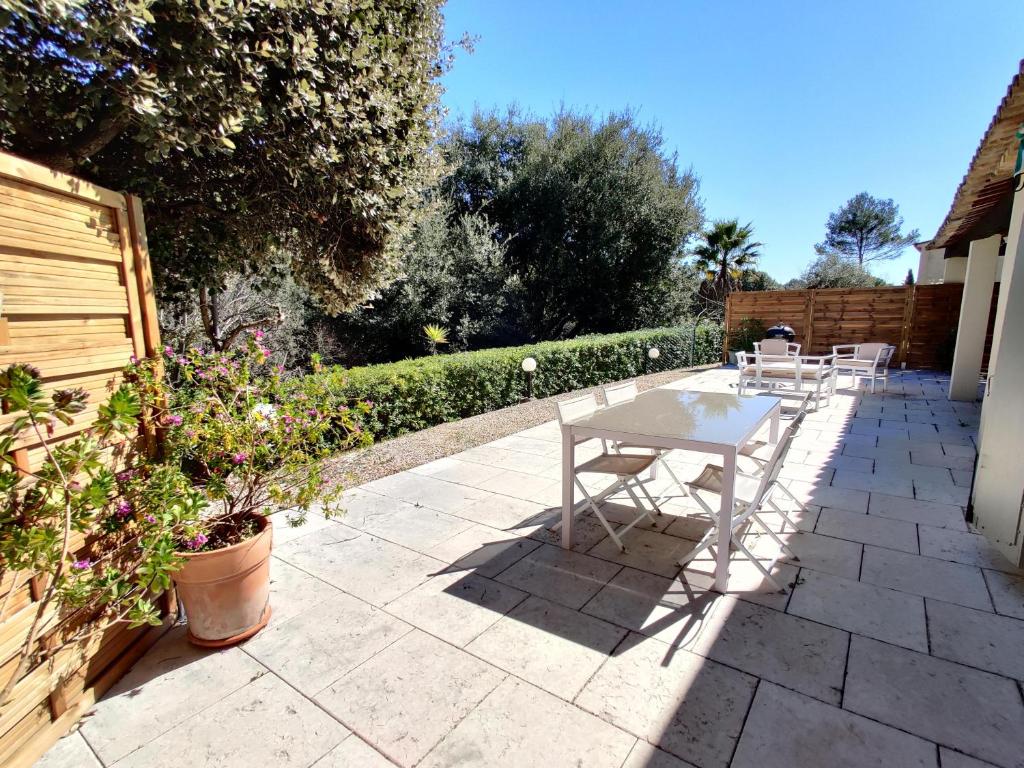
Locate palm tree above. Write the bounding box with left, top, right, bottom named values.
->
left=692, top=220, right=762, bottom=307
left=422, top=323, right=449, bottom=355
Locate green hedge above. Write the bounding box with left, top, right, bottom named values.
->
left=304, top=323, right=723, bottom=441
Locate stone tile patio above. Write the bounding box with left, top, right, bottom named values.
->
left=37, top=369, right=1024, bottom=768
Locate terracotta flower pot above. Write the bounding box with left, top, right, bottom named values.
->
left=173, top=515, right=273, bottom=648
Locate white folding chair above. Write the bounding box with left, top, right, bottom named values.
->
left=678, top=413, right=808, bottom=592
left=742, top=392, right=811, bottom=474
left=602, top=381, right=689, bottom=499
left=555, top=394, right=663, bottom=552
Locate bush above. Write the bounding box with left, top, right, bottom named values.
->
left=305, top=324, right=723, bottom=441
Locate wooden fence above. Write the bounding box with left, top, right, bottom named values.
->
left=0, top=151, right=168, bottom=767
left=724, top=284, right=977, bottom=370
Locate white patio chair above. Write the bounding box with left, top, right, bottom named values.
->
left=555, top=395, right=663, bottom=551
left=832, top=343, right=896, bottom=393
left=753, top=339, right=800, bottom=357
left=602, top=381, right=689, bottom=498
left=678, top=413, right=809, bottom=592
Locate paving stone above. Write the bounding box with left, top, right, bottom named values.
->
left=918, top=526, right=1023, bottom=574
left=860, top=545, right=991, bottom=611
left=385, top=570, right=527, bottom=646
left=419, top=677, right=634, bottom=768
left=690, top=595, right=848, bottom=704
left=758, top=529, right=863, bottom=581
left=317, top=630, right=504, bottom=768
left=731, top=682, right=937, bottom=768
left=266, top=556, right=343, bottom=628
left=426, top=523, right=541, bottom=578
left=350, top=501, right=475, bottom=553
left=788, top=567, right=926, bottom=651
left=268, top=507, right=338, bottom=546
left=586, top=527, right=695, bottom=578
left=312, top=736, right=398, bottom=768
left=361, top=472, right=491, bottom=513
left=983, top=569, right=1024, bottom=619
left=832, top=468, right=914, bottom=497
left=80, top=626, right=268, bottom=765
left=782, top=479, right=869, bottom=513
left=868, top=493, right=967, bottom=530
left=494, top=544, right=621, bottom=609
left=927, top=598, right=1024, bottom=681
left=336, top=487, right=419, bottom=528
left=815, top=507, right=918, bottom=553
left=274, top=526, right=446, bottom=605
left=452, top=492, right=550, bottom=530
left=411, top=456, right=506, bottom=487
left=114, top=672, right=349, bottom=768
left=620, top=740, right=698, bottom=768
left=844, top=636, right=1024, bottom=768
left=243, top=591, right=411, bottom=695
left=911, top=449, right=974, bottom=471
left=466, top=595, right=625, bottom=699
left=939, top=748, right=1001, bottom=768
left=576, top=632, right=757, bottom=768
left=582, top=567, right=719, bottom=647
left=914, top=479, right=970, bottom=506
left=35, top=732, right=101, bottom=768
left=681, top=550, right=800, bottom=612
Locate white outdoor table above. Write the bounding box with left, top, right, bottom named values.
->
left=560, top=389, right=782, bottom=592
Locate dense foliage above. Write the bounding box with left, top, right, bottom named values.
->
left=133, top=337, right=372, bottom=543
left=0, top=363, right=205, bottom=704
left=794, top=252, right=888, bottom=289
left=0, top=0, right=449, bottom=312
left=307, top=324, right=723, bottom=440
left=815, top=192, right=920, bottom=266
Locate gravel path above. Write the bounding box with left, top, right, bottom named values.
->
left=324, top=364, right=719, bottom=487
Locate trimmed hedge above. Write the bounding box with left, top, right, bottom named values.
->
left=306, top=323, right=723, bottom=441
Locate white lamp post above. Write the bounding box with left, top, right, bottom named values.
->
left=646, top=347, right=660, bottom=374
left=521, top=357, right=537, bottom=400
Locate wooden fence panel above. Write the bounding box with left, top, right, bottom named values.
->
left=725, top=283, right=983, bottom=371
left=0, top=151, right=169, bottom=767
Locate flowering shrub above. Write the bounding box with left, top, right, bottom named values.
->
left=129, top=334, right=372, bottom=550
left=0, top=364, right=205, bottom=705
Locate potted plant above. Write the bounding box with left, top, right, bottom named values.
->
left=129, top=334, right=370, bottom=647
left=727, top=317, right=767, bottom=364
left=0, top=364, right=204, bottom=705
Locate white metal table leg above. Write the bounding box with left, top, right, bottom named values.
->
left=714, top=449, right=737, bottom=592
left=561, top=425, right=575, bottom=549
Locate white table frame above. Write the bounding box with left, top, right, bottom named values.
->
left=560, top=394, right=781, bottom=592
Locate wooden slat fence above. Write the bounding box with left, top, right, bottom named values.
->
left=725, top=283, right=987, bottom=370
left=0, top=151, right=168, bottom=767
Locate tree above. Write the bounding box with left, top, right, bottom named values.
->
left=692, top=220, right=762, bottom=312
left=799, top=252, right=888, bottom=289
left=740, top=269, right=781, bottom=292
left=815, top=192, right=920, bottom=266
left=905, top=268, right=916, bottom=285
left=0, top=0, right=450, bottom=312
left=443, top=110, right=703, bottom=338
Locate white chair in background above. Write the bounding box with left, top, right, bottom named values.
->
left=602, top=381, right=689, bottom=498
left=678, top=413, right=808, bottom=592
left=832, top=343, right=896, bottom=393
left=555, top=394, right=663, bottom=552
left=737, top=352, right=837, bottom=410
left=753, top=339, right=801, bottom=357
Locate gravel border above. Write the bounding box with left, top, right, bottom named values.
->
left=324, top=363, right=720, bottom=487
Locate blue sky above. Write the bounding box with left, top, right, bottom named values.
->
left=440, top=0, right=1024, bottom=284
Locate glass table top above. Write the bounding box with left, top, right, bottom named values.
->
left=565, top=389, right=780, bottom=447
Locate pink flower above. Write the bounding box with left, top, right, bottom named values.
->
left=163, top=413, right=183, bottom=426
left=232, top=452, right=248, bottom=464
left=185, top=533, right=208, bottom=550
left=129, top=354, right=138, bottom=364
left=144, top=514, right=157, bottom=524
left=115, top=501, right=133, bottom=518
left=71, top=558, right=92, bottom=570
left=254, top=329, right=265, bottom=340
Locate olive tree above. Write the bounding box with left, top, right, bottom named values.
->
left=0, top=0, right=451, bottom=312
